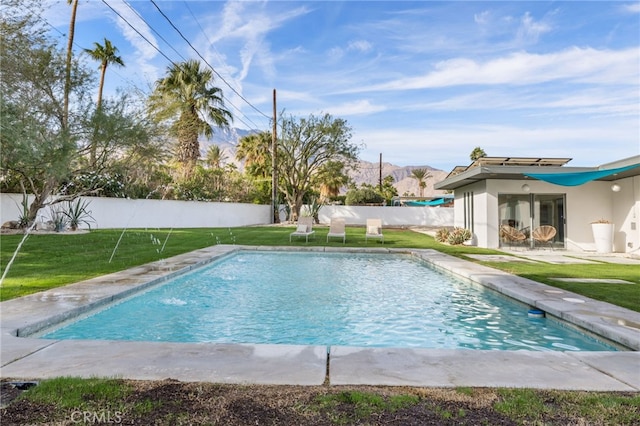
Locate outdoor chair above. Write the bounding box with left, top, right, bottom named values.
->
left=500, top=224, right=527, bottom=249
left=532, top=225, right=557, bottom=250
left=365, top=218, right=384, bottom=244
left=289, top=216, right=315, bottom=242
left=326, top=217, right=346, bottom=243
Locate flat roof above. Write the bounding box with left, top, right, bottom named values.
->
left=469, top=157, right=572, bottom=168
left=436, top=155, right=640, bottom=190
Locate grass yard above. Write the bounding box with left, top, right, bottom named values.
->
left=1, top=226, right=638, bottom=311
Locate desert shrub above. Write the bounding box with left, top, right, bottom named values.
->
left=447, top=227, right=472, bottom=245
left=435, top=228, right=450, bottom=243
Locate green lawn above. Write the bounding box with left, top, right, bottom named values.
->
left=1, top=226, right=638, bottom=312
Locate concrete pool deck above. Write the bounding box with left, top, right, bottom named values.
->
left=1, top=245, right=639, bottom=391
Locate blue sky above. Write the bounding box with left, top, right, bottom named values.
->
left=42, top=1, right=639, bottom=171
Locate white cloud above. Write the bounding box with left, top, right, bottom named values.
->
left=329, top=100, right=386, bottom=116
left=202, top=2, right=312, bottom=108
left=106, top=2, right=159, bottom=81
left=474, top=11, right=491, bottom=25
left=350, top=47, right=639, bottom=92
left=621, top=3, right=640, bottom=14
left=516, top=12, right=553, bottom=44
left=347, top=40, right=373, bottom=53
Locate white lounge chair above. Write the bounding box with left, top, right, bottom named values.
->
left=365, top=218, right=384, bottom=244
left=289, top=216, right=315, bottom=242
left=326, top=217, right=346, bottom=243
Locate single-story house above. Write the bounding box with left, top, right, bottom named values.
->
left=434, top=155, right=640, bottom=253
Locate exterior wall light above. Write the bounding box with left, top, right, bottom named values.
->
left=521, top=184, right=531, bottom=192
left=611, top=183, right=621, bottom=192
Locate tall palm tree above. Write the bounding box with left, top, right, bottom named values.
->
left=84, top=38, right=124, bottom=110
left=63, top=0, right=79, bottom=131
left=84, top=38, right=124, bottom=165
left=149, top=60, right=232, bottom=175
left=410, top=168, right=431, bottom=198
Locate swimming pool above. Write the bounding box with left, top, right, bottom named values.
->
left=42, top=251, right=616, bottom=351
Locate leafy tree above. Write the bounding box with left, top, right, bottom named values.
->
left=345, top=184, right=384, bottom=205
left=277, top=113, right=359, bottom=220
left=84, top=38, right=124, bottom=166
left=1, top=4, right=95, bottom=224
left=470, top=146, right=487, bottom=161
left=148, top=60, right=232, bottom=176
left=410, top=168, right=431, bottom=198
left=1, top=3, right=168, bottom=224
left=64, top=96, right=171, bottom=198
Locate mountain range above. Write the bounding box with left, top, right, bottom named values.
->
left=200, top=128, right=449, bottom=198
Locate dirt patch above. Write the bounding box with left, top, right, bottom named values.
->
left=0, top=379, right=590, bottom=425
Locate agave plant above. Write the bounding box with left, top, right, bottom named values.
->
left=447, top=227, right=472, bottom=245
left=435, top=228, right=450, bottom=243
left=62, top=199, right=96, bottom=231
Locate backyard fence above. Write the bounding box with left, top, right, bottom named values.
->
left=0, top=194, right=453, bottom=230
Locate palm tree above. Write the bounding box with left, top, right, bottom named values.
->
left=410, top=168, right=431, bottom=198
left=84, top=38, right=124, bottom=165
left=205, top=145, right=226, bottom=169
left=470, top=146, right=487, bottom=161
left=63, top=0, right=79, bottom=131
left=84, top=38, right=124, bottom=110
left=236, top=131, right=272, bottom=178
left=317, top=160, right=350, bottom=201
left=149, top=60, right=232, bottom=175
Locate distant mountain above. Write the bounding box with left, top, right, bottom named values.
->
left=349, top=160, right=449, bottom=198
left=199, top=127, right=259, bottom=169
left=199, top=128, right=449, bottom=197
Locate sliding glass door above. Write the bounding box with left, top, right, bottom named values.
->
left=498, top=193, right=565, bottom=249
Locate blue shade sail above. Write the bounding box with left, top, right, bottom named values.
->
left=405, top=197, right=454, bottom=206
left=525, top=164, right=639, bottom=186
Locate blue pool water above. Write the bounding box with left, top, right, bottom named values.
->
left=43, top=251, right=616, bottom=351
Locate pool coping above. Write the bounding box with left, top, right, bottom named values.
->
left=1, top=245, right=639, bottom=391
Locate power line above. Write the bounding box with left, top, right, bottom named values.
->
left=149, top=0, right=271, bottom=122
left=121, top=0, right=188, bottom=64
left=35, top=6, right=151, bottom=97
left=113, top=0, right=267, bottom=131
left=181, top=1, right=266, bottom=131
left=100, top=0, right=177, bottom=67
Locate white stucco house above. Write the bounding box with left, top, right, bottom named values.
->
left=434, top=155, right=640, bottom=254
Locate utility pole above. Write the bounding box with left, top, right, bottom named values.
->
left=379, top=153, right=383, bottom=192
left=272, top=89, right=279, bottom=223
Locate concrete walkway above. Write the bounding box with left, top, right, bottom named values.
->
left=1, top=246, right=639, bottom=390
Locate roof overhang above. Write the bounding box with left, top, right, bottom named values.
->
left=435, top=155, right=640, bottom=191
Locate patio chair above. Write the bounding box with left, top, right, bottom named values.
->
left=532, top=225, right=556, bottom=250
left=289, top=216, right=315, bottom=242
left=500, top=224, right=527, bottom=249
left=326, top=217, right=346, bottom=243
left=365, top=218, right=384, bottom=244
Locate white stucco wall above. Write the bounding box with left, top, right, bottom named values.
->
left=451, top=175, right=639, bottom=253
left=1, top=194, right=455, bottom=230
left=0, top=195, right=271, bottom=229
left=318, top=205, right=453, bottom=227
